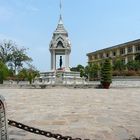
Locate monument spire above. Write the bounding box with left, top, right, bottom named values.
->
left=59, top=0, right=63, bottom=24
left=60, top=0, right=62, bottom=15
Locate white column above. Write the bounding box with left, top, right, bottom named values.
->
left=117, top=49, right=120, bottom=56
left=51, top=52, right=53, bottom=70
left=125, top=56, right=128, bottom=64
left=132, top=45, right=135, bottom=53
left=52, top=51, right=56, bottom=71
left=67, top=53, right=69, bottom=68
left=110, top=51, right=112, bottom=58
left=125, top=47, right=128, bottom=55
left=132, top=45, right=135, bottom=60
left=125, top=47, right=128, bottom=64
left=65, top=50, right=70, bottom=71
left=65, top=51, right=67, bottom=68
left=103, top=52, right=106, bottom=58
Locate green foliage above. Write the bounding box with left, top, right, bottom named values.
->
left=18, top=68, right=39, bottom=84
left=27, top=69, right=39, bottom=84
left=9, top=47, right=32, bottom=74
left=18, top=68, right=27, bottom=80
left=70, top=64, right=85, bottom=77
left=135, top=53, right=140, bottom=61
left=0, top=61, right=9, bottom=84
left=0, top=40, right=32, bottom=74
left=0, top=40, right=14, bottom=63
left=79, top=68, right=85, bottom=77
left=85, top=63, right=100, bottom=80
left=113, top=59, right=126, bottom=71
left=70, top=67, right=78, bottom=71
left=100, top=59, right=112, bottom=84
left=76, top=64, right=84, bottom=72
left=126, top=60, right=140, bottom=71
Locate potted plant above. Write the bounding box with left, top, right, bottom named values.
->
left=100, top=59, right=112, bottom=89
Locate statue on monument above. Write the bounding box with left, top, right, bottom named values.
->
left=59, top=56, right=62, bottom=69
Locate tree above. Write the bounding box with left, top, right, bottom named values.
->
left=17, top=68, right=27, bottom=81
left=126, top=60, right=140, bottom=71
left=9, top=47, right=32, bottom=74
left=76, top=64, right=84, bottom=72
left=18, top=66, right=39, bottom=84
left=85, top=63, right=100, bottom=80
left=70, top=64, right=85, bottom=77
left=100, top=59, right=112, bottom=88
left=113, top=59, right=126, bottom=71
left=70, top=67, right=78, bottom=71
left=0, top=40, right=32, bottom=74
left=0, top=61, right=9, bottom=84
left=0, top=40, right=14, bottom=63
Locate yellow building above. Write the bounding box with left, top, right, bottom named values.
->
left=87, top=39, right=140, bottom=65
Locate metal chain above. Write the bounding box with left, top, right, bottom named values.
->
left=8, top=119, right=89, bottom=140
left=7, top=119, right=140, bottom=140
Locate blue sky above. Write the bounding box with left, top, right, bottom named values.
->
left=0, top=0, right=140, bottom=71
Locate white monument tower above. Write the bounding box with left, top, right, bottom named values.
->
left=39, top=0, right=81, bottom=85
left=49, top=0, right=71, bottom=72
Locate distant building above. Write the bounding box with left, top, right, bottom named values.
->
left=87, top=39, right=140, bottom=65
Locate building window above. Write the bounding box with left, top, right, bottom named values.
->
left=127, top=46, right=132, bottom=53
left=99, top=53, right=103, bottom=58
left=113, top=51, right=116, bottom=56
left=106, top=53, right=109, bottom=57
left=94, top=55, right=97, bottom=59
left=136, top=45, right=140, bottom=52
left=89, top=56, right=92, bottom=60
left=121, top=58, right=125, bottom=64
left=120, top=48, right=125, bottom=55
left=128, top=56, right=133, bottom=62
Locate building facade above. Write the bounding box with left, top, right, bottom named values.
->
left=87, top=39, right=140, bottom=65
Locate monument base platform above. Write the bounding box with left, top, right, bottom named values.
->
left=36, top=70, right=85, bottom=85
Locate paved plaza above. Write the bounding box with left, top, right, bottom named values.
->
left=0, top=88, right=140, bottom=140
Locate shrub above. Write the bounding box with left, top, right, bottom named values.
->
left=100, top=59, right=112, bottom=84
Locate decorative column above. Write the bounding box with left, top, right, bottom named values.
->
left=51, top=52, right=53, bottom=70
left=65, top=50, right=67, bottom=70
left=52, top=50, right=56, bottom=71
left=0, top=95, right=9, bottom=140
left=67, top=53, right=70, bottom=69
left=65, top=50, right=70, bottom=71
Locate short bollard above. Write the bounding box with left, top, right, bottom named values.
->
left=0, top=95, right=9, bottom=140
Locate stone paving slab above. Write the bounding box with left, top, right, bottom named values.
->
left=0, top=88, right=140, bottom=140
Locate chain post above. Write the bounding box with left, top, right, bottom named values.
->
left=0, top=95, right=9, bottom=140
